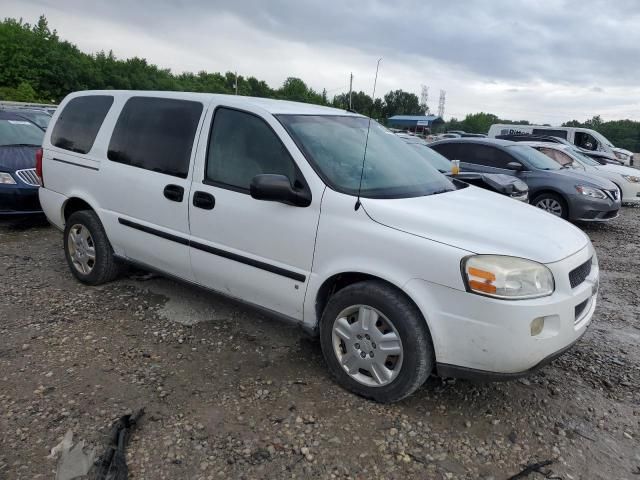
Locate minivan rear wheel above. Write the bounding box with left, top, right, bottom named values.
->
left=533, top=193, right=568, bottom=219
left=64, top=210, right=120, bottom=285
left=319, top=280, right=433, bottom=403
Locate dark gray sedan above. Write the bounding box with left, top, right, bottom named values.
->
left=429, top=138, right=621, bottom=222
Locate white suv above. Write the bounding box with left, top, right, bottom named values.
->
left=38, top=91, right=599, bottom=402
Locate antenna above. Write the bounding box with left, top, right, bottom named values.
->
left=354, top=58, right=382, bottom=211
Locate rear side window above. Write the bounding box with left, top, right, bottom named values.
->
left=434, top=143, right=512, bottom=168
left=469, top=145, right=514, bottom=168
left=205, top=107, right=300, bottom=191
left=108, top=97, right=203, bottom=178
left=430, top=143, right=464, bottom=160
left=51, top=95, right=113, bottom=154
left=532, top=128, right=568, bottom=139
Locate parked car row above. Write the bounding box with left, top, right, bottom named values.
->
left=521, top=141, right=640, bottom=204
left=398, top=134, right=529, bottom=201
left=33, top=91, right=600, bottom=403
left=488, top=124, right=635, bottom=166
left=430, top=138, right=622, bottom=222
left=495, top=134, right=625, bottom=166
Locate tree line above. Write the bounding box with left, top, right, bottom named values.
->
left=1, top=16, right=638, bottom=152
left=0, top=16, right=423, bottom=120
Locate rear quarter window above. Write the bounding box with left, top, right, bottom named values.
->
left=107, top=97, right=203, bottom=178
left=51, top=95, right=114, bottom=154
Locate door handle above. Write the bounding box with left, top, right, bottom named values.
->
left=193, top=191, right=215, bottom=210
left=163, top=184, right=184, bottom=202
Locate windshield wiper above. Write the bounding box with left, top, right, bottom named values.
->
left=0, top=143, right=41, bottom=147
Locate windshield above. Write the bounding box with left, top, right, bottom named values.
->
left=506, top=145, right=561, bottom=170
left=15, top=111, right=51, bottom=130
left=278, top=115, right=455, bottom=198
left=0, top=119, right=44, bottom=146
left=569, top=148, right=601, bottom=166
left=588, top=130, right=613, bottom=148
left=407, top=143, right=452, bottom=172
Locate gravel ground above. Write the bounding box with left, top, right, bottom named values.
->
left=0, top=209, right=639, bottom=480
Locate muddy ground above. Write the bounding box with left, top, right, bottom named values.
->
left=0, top=208, right=638, bottom=480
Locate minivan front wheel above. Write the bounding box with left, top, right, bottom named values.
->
left=64, top=210, right=120, bottom=285
left=320, top=281, right=433, bottom=403
left=533, top=193, right=567, bottom=219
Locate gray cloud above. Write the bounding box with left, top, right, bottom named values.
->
left=7, top=0, right=640, bottom=121
left=25, top=0, right=640, bottom=85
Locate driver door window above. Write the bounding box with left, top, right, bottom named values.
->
left=206, top=107, right=301, bottom=191
left=575, top=132, right=598, bottom=151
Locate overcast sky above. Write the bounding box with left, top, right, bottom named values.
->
left=6, top=0, right=640, bottom=123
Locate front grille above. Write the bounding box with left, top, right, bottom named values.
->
left=569, top=258, right=592, bottom=289
left=574, top=298, right=590, bottom=321
left=15, top=168, right=40, bottom=186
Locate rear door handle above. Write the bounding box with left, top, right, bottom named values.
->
left=163, top=184, right=184, bottom=202
left=193, top=191, right=215, bottom=210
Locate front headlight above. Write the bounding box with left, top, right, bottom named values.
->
left=0, top=172, right=16, bottom=185
left=621, top=174, right=640, bottom=183
left=575, top=185, right=606, bottom=199
left=614, top=152, right=628, bottom=161
left=462, top=255, right=555, bottom=300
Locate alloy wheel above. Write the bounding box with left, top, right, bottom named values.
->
left=536, top=198, right=563, bottom=217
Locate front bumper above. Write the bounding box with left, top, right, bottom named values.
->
left=0, top=184, right=42, bottom=216
left=404, top=245, right=597, bottom=375
left=619, top=182, right=640, bottom=204
left=568, top=193, right=620, bottom=222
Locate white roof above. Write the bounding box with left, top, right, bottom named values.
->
left=68, top=90, right=357, bottom=116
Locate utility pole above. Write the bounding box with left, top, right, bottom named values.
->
left=438, top=90, right=446, bottom=118
left=421, top=85, right=429, bottom=114
left=234, top=71, right=238, bottom=95
left=348, top=73, right=353, bottom=110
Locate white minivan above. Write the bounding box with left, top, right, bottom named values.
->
left=38, top=91, right=599, bottom=402
left=487, top=124, right=634, bottom=165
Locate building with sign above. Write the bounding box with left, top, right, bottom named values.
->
left=386, top=114, right=444, bottom=135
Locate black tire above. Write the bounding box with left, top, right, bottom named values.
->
left=319, top=280, right=433, bottom=403
left=64, top=210, right=120, bottom=285
left=532, top=192, right=568, bottom=220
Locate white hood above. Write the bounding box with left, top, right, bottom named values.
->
left=599, top=164, right=640, bottom=177
left=362, top=186, right=589, bottom=264
left=612, top=146, right=634, bottom=157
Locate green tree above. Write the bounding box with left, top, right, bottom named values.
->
left=382, top=89, right=422, bottom=117
left=460, top=112, right=500, bottom=133
left=14, top=81, right=37, bottom=101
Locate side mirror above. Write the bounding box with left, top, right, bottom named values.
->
left=506, top=161, right=525, bottom=171
left=250, top=174, right=311, bottom=207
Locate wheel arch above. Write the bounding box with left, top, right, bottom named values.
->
left=530, top=188, right=569, bottom=212
left=314, top=272, right=430, bottom=337
left=62, top=197, right=97, bottom=223
left=529, top=187, right=566, bottom=202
